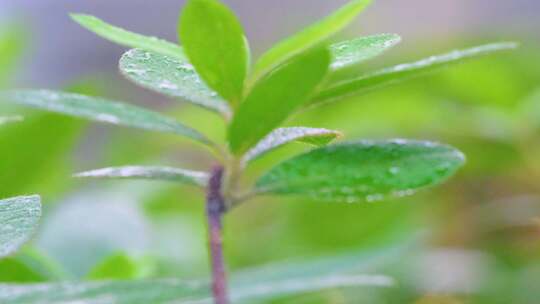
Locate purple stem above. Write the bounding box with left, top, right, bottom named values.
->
left=206, top=165, right=229, bottom=304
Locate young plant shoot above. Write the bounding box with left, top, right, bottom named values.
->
left=1, top=0, right=517, bottom=303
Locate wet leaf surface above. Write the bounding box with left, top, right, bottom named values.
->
left=313, top=42, right=518, bottom=105
left=75, top=166, right=209, bottom=187
left=2, top=90, right=211, bottom=145
left=0, top=195, right=41, bottom=258
left=119, top=49, right=230, bottom=117
left=330, top=33, right=401, bottom=70
left=256, top=139, right=465, bottom=203
left=244, top=127, right=342, bottom=163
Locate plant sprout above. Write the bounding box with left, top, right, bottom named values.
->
left=0, top=0, right=517, bottom=302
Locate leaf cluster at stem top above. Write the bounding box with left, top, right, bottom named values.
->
left=2, top=0, right=517, bottom=207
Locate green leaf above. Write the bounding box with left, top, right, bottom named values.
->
left=0, top=195, right=41, bottom=258
left=330, top=33, right=401, bottom=70
left=0, top=116, right=23, bottom=125
left=2, top=90, right=211, bottom=145
left=179, top=0, right=249, bottom=104
left=0, top=242, right=401, bottom=303
left=244, top=127, right=342, bottom=163
left=70, top=14, right=185, bottom=61
left=74, top=166, right=209, bottom=187
left=229, top=48, right=331, bottom=154
left=313, top=42, right=519, bottom=105
left=233, top=235, right=416, bottom=285
left=87, top=253, right=141, bottom=281
left=0, top=273, right=390, bottom=303
left=0, top=248, right=67, bottom=283
left=251, top=0, right=372, bottom=82
left=255, top=140, right=465, bottom=202
left=119, top=49, right=231, bottom=117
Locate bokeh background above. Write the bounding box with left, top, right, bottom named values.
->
left=1, top=0, right=539, bottom=303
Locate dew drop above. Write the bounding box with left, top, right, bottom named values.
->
left=158, top=80, right=179, bottom=90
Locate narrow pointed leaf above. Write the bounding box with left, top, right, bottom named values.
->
left=70, top=14, right=185, bottom=61
left=119, top=49, right=230, bottom=117
left=244, top=127, right=342, bottom=163
left=0, top=243, right=404, bottom=303
left=233, top=235, right=414, bottom=285
left=256, top=140, right=465, bottom=202
left=1, top=90, right=211, bottom=145
left=252, top=0, right=371, bottom=82
left=230, top=274, right=392, bottom=302
left=229, top=48, right=331, bottom=154
left=0, top=195, right=41, bottom=258
left=0, top=116, right=23, bottom=125
left=179, top=0, right=249, bottom=104
left=74, top=166, right=209, bottom=187
left=330, top=33, right=401, bottom=70
left=0, top=273, right=391, bottom=303
left=313, top=42, right=519, bottom=105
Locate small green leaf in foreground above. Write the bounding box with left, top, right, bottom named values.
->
left=1, top=90, right=211, bottom=145
left=252, top=0, right=372, bottom=82
left=256, top=139, right=465, bottom=202
left=74, top=166, right=209, bottom=187
left=0, top=248, right=67, bottom=282
left=313, top=42, right=519, bottom=105
left=229, top=48, right=331, bottom=154
left=70, top=14, right=185, bottom=60
left=87, top=253, right=144, bottom=281
left=179, top=0, right=250, bottom=104
left=0, top=195, right=41, bottom=258
left=244, top=127, right=342, bottom=163
left=119, top=49, right=230, bottom=117
left=330, top=33, right=401, bottom=70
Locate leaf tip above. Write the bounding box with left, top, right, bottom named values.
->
left=69, top=13, right=91, bottom=24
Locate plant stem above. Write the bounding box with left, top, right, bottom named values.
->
left=206, top=165, right=229, bottom=304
